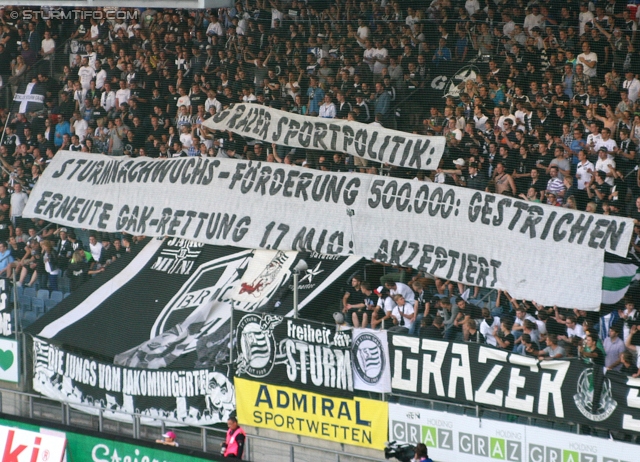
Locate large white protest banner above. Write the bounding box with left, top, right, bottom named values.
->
left=202, top=104, right=445, bottom=170
left=23, top=152, right=634, bottom=310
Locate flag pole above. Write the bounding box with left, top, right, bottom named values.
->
left=0, top=111, right=25, bottom=180
left=0, top=110, right=10, bottom=149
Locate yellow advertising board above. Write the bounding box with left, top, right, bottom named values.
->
left=235, top=378, right=388, bottom=449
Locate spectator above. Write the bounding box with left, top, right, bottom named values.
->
left=604, top=325, right=626, bottom=371
left=494, top=318, right=515, bottom=351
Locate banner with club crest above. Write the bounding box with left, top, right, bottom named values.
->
left=233, top=310, right=354, bottom=398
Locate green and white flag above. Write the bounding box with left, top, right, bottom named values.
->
left=602, top=254, right=640, bottom=305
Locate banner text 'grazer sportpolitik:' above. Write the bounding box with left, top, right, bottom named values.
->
left=202, top=104, right=445, bottom=169
left=24, top=153, right=634, bottom=309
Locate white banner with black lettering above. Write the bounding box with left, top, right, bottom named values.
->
left=23, top=152, right=634, bottom=309
left=202, top=104, right=444, bottom=170
left=352, top=328, right=391, bottom=393
left=388, top=403, right=636, bottom=462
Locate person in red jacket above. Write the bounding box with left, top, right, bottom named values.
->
left=222, top=416, right=246, bottom=459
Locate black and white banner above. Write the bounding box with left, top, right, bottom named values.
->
left=233, top=310, right=353, bottom=397
left=33, top=337, right=235, bottom=427
left=28, top=238, right=361, bottom=370
left=12, top=82, right=45, bottom=114
left=24, top=153, right=634, bottom=309
left=389, top=334, right=640, bottom=435
left=351, top=328, right=391, bottom=393
left=202, top=104, right=444, bottom=169
left=0, top=280, right=13, bottom=337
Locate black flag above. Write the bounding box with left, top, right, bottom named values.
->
left=11, top=82, right=45, bottom=114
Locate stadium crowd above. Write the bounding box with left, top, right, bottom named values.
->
left=0, top=1, right=639, bottom=377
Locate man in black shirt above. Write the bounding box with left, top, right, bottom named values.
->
left=421, top=315, right=444, bottom=339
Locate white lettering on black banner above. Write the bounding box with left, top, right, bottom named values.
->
left=202, top=104, right=444, bottom=169
left=23, top=153, right=634, bottom=309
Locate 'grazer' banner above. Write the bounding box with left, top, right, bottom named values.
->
left=202, top=104, right=444, bottom=169
left=234, top=377, right=388, bottom=449
left=32, top=337, right=236, bottom=427
left=389, top=334, right=640, bottom=435
left=233, top=310, right=353, bottom=397
left=24, top=152, right=634, bottom=309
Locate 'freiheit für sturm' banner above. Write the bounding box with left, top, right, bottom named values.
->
left=202, top=104, right=445, bottom=169
left=233, top=310, right=353, bottom=398
left=24, top=152, right=634, bottom=309
left=33, top=337, right=236, bottom=427
left=389, top=334, right=640, bottom=435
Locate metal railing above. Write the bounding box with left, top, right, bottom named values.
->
left=0, top=385, right=227, bottom=452
left=0, top=383, right=387, bottom=461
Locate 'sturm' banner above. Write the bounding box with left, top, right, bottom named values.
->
left=24, top=152, right=634, bottom=309
left=233, top=310, right=353, bottom=397
left=202, top=104, right=445, bottom=169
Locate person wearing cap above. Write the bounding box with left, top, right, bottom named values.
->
left=222, top=416, right=245, bottom=458
left=156, top=430, right=179, bottom=447
left=466, top=162, right=487, bottom=190
left=595, top=146, right=616, bottom=185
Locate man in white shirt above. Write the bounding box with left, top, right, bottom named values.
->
left=577, top=42, right=598, bottom=78
left=205, top=89, right=222, bottom=113
left=479, top=309, right=501, bottom=346
left=10, top=184, right=29, bottom=228
left=40, top=31, right=55, bottom=61
left=94, top=61, right=107, bottom=89
left=405, top=7, right=418, bottom=33
left=595, top=128, right=617, bottom=153
left=579, top=3, right=594, bottom=36
left=595, top=147, right=616, bottom=185
left=318, top=94, right=336, bottom=118
left=372, top=39, right=389, bottom=77
left=523, top=6, right=544, bottom=36
left=101, top=82, right=116, bottom=114
left=384, top=280, right=416, bottom=306
left=363, top=41, right=376, bottom=73
left=88, top=235, right=103, bottom=267
left=71, top=112, right=88, bottom=142
left=77, top=57, right=95, bottom=91
left=391, top=294, right=415, bottom=332
left=115, top=80, right=131, bottom=109
left=558, top=315, right=586, bottom=344
left=206, top=14, right=225, bottom=38
left=623, top=70, right=640, bottom=103
left=576, top=150, right=595, bottom=189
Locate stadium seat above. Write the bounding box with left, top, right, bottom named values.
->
left=23, top=287, right=36, bottom=299
left=36, top=289, right=49, bottom=300
left=63, top=293, right=70, bottom=299
left=59, top=276, right=70, bottom=294
left=21, top=310, right=37, bottom=328
left=50, top=291, right=64, bottom=303
left=32, top=298, right=45, bottom=316
left=45, top=299, right=58, bottom=312
left=19, top=295, right=32, bottom=313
